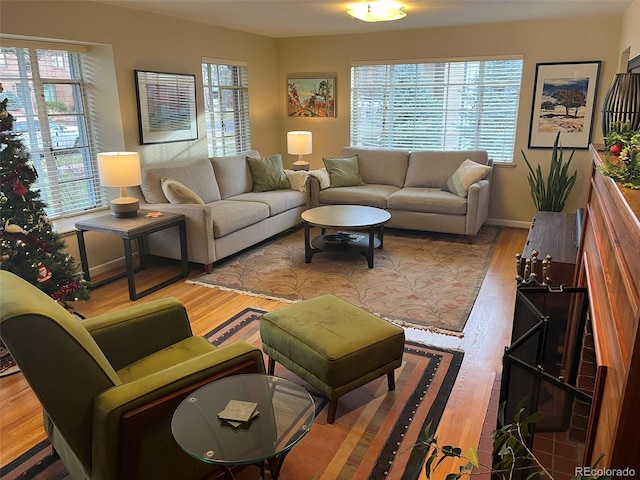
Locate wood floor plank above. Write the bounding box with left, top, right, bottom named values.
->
left=0, top=227, right=527, bottom=477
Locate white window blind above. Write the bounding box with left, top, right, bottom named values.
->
left=0, top=46, right=103, bottom=218
left=201, top=59, right=251, bottom=157
left=351, top=57, right=524, bottom=162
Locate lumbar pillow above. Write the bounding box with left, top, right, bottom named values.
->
left=284, top=169, right=308, bottom=192
left=161, top=177, right=205, bottom=204
left=443, top=159, right=491, bottom=198
left=246, top=154, right=291, bottom=192
left=322, top=155, right=365, bottom=187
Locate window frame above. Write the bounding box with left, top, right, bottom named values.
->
left=201, top=58, right=251, bottom=157
left=0, top=45, right=104, bottom=219
left=350, top=56, right=524, bottom=163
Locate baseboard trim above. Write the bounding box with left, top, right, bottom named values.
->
left=486, top=218, right=531, bottom=229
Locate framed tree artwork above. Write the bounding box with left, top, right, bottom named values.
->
left=528, top=61, right=601, bottom=149
left=287, top=74, right=336, bottom=117
left=134, top=70, right=198, bottom=144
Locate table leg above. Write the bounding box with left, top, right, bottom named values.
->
left=304, top=222, right=313, bottom=264
left=123, top=237, right=138, bottom=301
left=378, top=225, right=385, bottom=249
left=76, top=229, right=91, bottom=282
left=179, top=220, right=189, bottom=276
left=367, top=226, right=375, bottom=268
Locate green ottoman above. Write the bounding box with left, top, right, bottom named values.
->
left=260, top=294, right=405, bottom=424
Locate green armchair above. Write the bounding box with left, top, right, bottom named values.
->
left=0, top=271, right=265, bottom=479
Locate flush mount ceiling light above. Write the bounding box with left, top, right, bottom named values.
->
left=347, top=1, right=407, bottom=22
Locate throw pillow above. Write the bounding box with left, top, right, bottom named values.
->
left=322, top=155, right=365, bottom=187
left=246, top=154, right=291, bottom=192
left=443, top=159, right=491, bottom=198
left=284, top=169, right=309, bottom=192
left=161, top=177, right=205, bottom=204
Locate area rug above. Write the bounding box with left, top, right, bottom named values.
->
left=0, top=308, right=463, bottom=480
left=189, top=225, right=501, bottom=335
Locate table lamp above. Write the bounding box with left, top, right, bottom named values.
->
left=97, top=152, right=142, bottom=218
left=287, top=131, right=312, bottom=171
left=601, top=72, right=640, bottom=137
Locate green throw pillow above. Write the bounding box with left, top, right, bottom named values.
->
left=443, top=159, right=491, bottom=198
left=322, top=155, right=365, bottom=187
left=246, top=154, right=291, bottom=192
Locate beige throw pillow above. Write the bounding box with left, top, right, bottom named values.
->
left=161, top=177, right=205, bottom=204
left=284, top=169, right=308, bottom=192
left=246, top=154, right=291, bottom=192
left=443, top=159, right=491, bottom=198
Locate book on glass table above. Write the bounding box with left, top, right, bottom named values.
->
left=218, top=400, right=259, bottom=428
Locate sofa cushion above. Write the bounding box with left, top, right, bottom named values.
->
left=246, top=154, right=290, bottom=192
left=140, top=158, right=220, bottom=204
left=387, top=187, right=468, bottom=215
left=341, top=147, right=409, bottom=187
left=160, top=178, right=205, bottom=204
left=318, top=184, right=399, bottom=209
left=207, top=199, right=270, bottom=238
left=404, top=150, right=489, bottom=189
left=323, top=155, right=365, bottom=187
left=228, top=190, right=307, bottom=216
left=443, top=159, right=492, bottom=198
left=211, top=150, right=260, bottom=199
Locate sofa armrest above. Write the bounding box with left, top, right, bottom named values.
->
left=465, top=177, right=491, bottom=236
left=92, top=341, right=265, bottom=479
left=139, top=201, right=217, bottom=267
left=308, top=175, right=321, bottom=207
left=84, top=297, right=193, bottom=370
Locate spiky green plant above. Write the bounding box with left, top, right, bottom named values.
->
left=521, top=132, right=578, bottom=212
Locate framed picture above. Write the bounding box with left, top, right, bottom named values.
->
left=528, top=61, right=601, bottom=149
left=287, top=74, right=336, bottom=117
left=134, top=70, right=198, bottom=144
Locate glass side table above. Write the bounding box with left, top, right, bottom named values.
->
left=171, top=374, right=315, bottom=480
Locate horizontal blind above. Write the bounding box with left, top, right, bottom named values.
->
left=351, top=57, right=523, bottom=162
left=201, top=60, right=251, bottom=157
left=0, top=46, right=104, bottom=218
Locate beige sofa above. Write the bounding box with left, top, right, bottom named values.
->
left=131, top=151, right=308, bottom=272
left=309, top=147, right=493, bottom=242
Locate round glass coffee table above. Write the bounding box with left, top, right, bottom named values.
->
left=301, top=205, right=392, bottom=268
left=171, top=374, right=315, bottom=479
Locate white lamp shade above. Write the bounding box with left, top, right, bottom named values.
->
left=287, top=131, right=313, bottom=155
left=97, top=152, right=142, bottom=187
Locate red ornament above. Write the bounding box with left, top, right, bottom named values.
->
left=610, top=144, right=622, bottom=156
left=13, top=181, right=28, bottom=200
left=37, top=262, right=52, bottom=283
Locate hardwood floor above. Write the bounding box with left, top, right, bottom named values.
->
left=0, top=226, right=527, bottom=478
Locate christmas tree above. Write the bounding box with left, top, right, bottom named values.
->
left=0, top=83, right=90, bottom=306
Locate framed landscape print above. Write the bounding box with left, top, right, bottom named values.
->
left=134, top=70, right=198, bottom=144
left=287, top=74, right=336, bottom=117
left=528, top=61, right=601, bottom=149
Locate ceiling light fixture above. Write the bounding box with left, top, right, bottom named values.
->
left=347, top=1, right=407, bottom=22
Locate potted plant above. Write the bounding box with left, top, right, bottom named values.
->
left=600, top=121, right=640, bottom=189
left=521, top=132, right=578, bottom=212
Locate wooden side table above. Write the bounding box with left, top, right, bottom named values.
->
left=75, top=210, right=188, bottom=300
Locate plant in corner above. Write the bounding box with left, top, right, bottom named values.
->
left=521, top=131, right=578, bottom=212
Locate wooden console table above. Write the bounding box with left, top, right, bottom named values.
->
left=576, top=145, right=640, bottom=468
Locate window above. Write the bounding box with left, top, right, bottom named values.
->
left=0, top=46, right=104, bottom=218
left=350, top=57, right=524, bottom=162
left=201, top=58, right=251, bottom=157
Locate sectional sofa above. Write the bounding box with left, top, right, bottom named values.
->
left=131, top=151, right=308, bottom=273
left=308, top=147, right=493, bottom=242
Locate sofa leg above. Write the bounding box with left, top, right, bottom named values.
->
left=387, top=372, right=396, bottom=391
left=327, top=399, right=338, bottom=424
left=204, top=263, right=213, bottom=274
left=467, top=234, right=474, bottom=244
left=268, top=357, right=276, bottom=375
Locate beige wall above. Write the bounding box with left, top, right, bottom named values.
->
left=276, top=16, right=623, bottom=225
left=0, top=1, right=636, bottom=271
